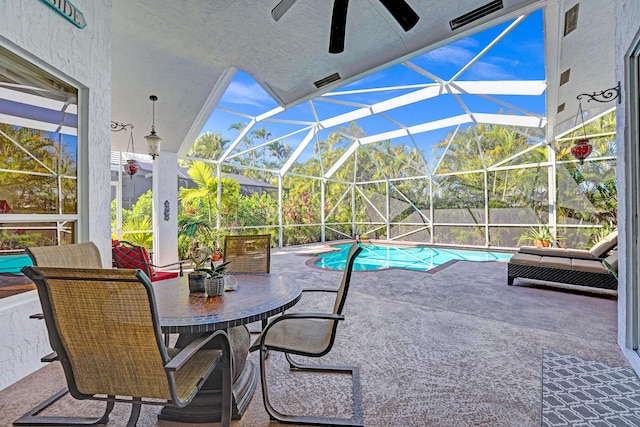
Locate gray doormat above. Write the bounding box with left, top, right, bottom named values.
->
left=542, top=350, right=640, bottom=426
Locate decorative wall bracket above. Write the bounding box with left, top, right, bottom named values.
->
left=110, top=121, right=134, bottom=132
left=576, top=81, right=621, bottom=104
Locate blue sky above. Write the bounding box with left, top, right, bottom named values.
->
left=201, top=9, right=546, bottom=165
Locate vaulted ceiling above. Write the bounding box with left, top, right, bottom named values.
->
left=110, top=0, right=616, bottom=157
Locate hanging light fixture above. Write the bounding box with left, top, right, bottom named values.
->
left=144, top=95, right=162, bottom=159
left=110, top=121, right=138, bottom=179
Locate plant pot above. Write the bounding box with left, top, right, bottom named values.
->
left=205, top=277, right=225, bottom=297
left=533, top=239, right=551, bottom=248
left=188, top=272, right=207, bottom=293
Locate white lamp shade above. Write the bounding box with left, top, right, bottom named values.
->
left=144, top=132, right=162, bottom=158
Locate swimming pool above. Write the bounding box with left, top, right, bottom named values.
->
left=0, top=254, right=32, bottom=274
left=314, top=243, right=513, bottom=272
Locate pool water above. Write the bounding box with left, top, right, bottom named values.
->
left=0, top=254, right=33, bottom=274
left=314, top=243, right=513, bottom=272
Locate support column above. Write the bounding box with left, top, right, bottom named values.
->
left=152, top=152, right=179, bottom=266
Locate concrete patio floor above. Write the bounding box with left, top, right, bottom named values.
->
left=0, top=242, right=625, bottom=426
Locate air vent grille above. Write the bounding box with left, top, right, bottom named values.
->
left=564, top=4, right=579, bottom=36
left=314, top=73, right=341, bottom=89
left=560, top=69, right=571, bottom=86
left=450, top=0, right=504, bottom=31
left=557, top=103, right=566, bottom=113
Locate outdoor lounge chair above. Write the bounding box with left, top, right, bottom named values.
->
left=249, top=242, right=364, bottom=426
left=517, top=230, right=617, bottom=260
left=112, top=240, right=185, bottom=281
left=16, top=266, right=232, bottom=427
left=507, top=251, right=618, bottom=290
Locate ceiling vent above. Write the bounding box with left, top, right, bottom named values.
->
left=564, top=4, right=579, bottom=36
left=449, top=0, right=504, bottom=31
left=559, top=69, right=571, bottom=86
left=314, top=73, right=341, bottom=89
left=557, top=103, right=566, bottom=113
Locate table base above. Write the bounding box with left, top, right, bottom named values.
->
left=158, top=326, right=257, bottom=423
left=158, top=359, right=257, bottom=422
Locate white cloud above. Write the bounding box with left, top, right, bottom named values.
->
left=464, top=61, right=515, bottom=80
left=422, top=45, right=474, bottom=67
left=221, top=81, right=274, bottom=107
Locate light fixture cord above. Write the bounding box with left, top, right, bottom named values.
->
left=151, top=99, right=156, bottom=133
left=572, top=101, right=588, bottom=141
left=127, top=127, right=135, bottom=153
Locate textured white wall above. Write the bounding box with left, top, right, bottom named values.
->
left=615, top=0, right=640, bottom=376
left=0, top=293, right=51, bottom=391
left=0, top=0, right=112, bottom=386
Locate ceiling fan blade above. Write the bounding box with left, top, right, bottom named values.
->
left=329, top=0, right=349, bottom=54
left=272, top=0, right=298, bottom=21
left=378, top=0, right=419, bottom=31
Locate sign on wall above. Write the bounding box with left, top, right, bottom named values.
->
left=39, top=0, right=87, bottom=29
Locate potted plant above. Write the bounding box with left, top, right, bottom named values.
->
left=188, top=245, right=210, bottom=293
left=197, top=261, right=232, bottom=297
left=519, top=225, right=554, bottom=247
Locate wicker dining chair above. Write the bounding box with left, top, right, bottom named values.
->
left=25, top=242, right=105, bottom=322
left=16, top=266, right=232, bottom=427
left=249, top=242, right=364, bottom=426
left=26, top=242, right=104, bottom=269
left=223, top=234, right=271, bottom=273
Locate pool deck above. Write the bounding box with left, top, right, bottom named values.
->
left=0, top=241, right=627, bottom=426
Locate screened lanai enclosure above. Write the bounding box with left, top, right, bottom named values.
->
left=109, top=9, right=616, bottom=256
left=0, top=7, right=616, bottom=256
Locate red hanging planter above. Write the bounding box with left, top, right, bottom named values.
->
left=570, top=138, right=592, bottom=164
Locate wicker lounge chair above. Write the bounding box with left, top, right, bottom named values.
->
left=16, top=266, right=232, bottom=427
left=249, top=242, right=364, bottom=426
left=507, top=251, right=618, bottom=290
left=223, top=234, right=271, bottom=273
left=517, top=230, right=617, bottom=260
left=112, top=240, right=185, bottom=281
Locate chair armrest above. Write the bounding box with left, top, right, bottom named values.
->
left=152, top=259, right=188, bottom=276
left=165, top=330, right=228, bottom=372
left=267, top=312, right=345, bottom=326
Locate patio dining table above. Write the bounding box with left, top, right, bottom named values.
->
left=152, top=272, right=302, bottom=422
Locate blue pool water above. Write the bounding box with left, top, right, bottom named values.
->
left=315, top=243, right=513, bottom=272
left=0, top=254, right=33, bottom=274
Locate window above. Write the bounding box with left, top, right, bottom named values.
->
left=0, top=46, right=78, bottom=253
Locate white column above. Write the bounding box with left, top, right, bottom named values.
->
left=152, top=152, right=179, bottom=266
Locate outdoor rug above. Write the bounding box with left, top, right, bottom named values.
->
left=542, top=350, right=640, bottom=426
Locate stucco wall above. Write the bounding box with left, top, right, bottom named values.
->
left=615, top=0, right=640, bottom=375
left=0, top=293, right=51, bottom=391
left=0, top=0, right=113, bottom=387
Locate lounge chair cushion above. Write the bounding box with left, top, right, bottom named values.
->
left=571, top=258, right=608, bottom=274
left=518, top=229, right=618, bottom=259
left=540, top=256, right=572, bottom=269
left=510, top=253, right=541, bottom=266
left=589, top=231, right=618, bottom=258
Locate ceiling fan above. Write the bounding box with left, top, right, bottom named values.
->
left=272, top=0, right=420, bottom=54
